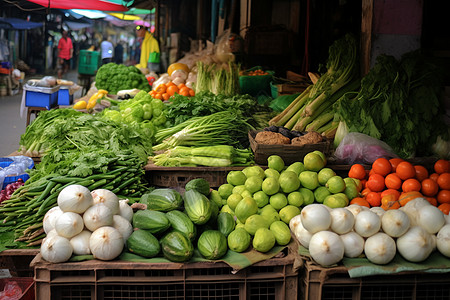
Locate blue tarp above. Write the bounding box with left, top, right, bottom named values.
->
left=0, top=17, right=43, bottom=30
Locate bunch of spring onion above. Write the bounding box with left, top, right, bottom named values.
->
left=150, top=145, right=254, bottom=167
left=195, top=61, right=241, bottom=96
left=153, top=111, right=254, bottom=151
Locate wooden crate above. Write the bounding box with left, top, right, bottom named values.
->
left=248, top=130, right=332, bottom=165
left=0, top=249, right=39, bottom=277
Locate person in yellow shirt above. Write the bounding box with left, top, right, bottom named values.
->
left=135, top=25, right=160, bottom=73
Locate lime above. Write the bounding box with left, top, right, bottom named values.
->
left=259, top=204, right=277, bottom=215
left=269, top=193, right=288, bottom=211
left=323, top=193, right=348, bottom=208
left=318, top=168, right=336, bottom=186
left=270, top=221, right=292, bottom=245
left=220, top=204, right=235, bottom=216
left=244, top=176, right=263, bottom=194
left=227, top=228, right=251, bottom=252
left=299, top=188, right=315, bottom=205
left=299, top=171, right=319, bottom=190
left=279, top=170, right=301, bottom=193
left=242, top=166, right=265, bottom=180
left=287, top=191, right=304, bottom=207
left=218, top=183, right=234, bottom=199
left=227, top=171, right=247, bottom=186
left=262, top=177, right=280, bottom=195
left=244, top=214, right=269, bottom=235
left=285, top=162, right=305, bottom=176
left=267, top=155, right=285, bottom=172
left=253, top=191, right=269, bottom=208
left=235, top=197, right=258, bottom=223
left=314, top=186, right=331, bottom=203
left=313, top=150, right=327, bottom=165
left=264, top=168, right=280, bottom=179
left=303, top=152, right=325, bottom=172
left=240, top=190, right=253, bottom=199
left=326, top=175, right=346, bottom=194
left=209, top=190, right=223, bottom=208
left=279, top=205, right=301, bottom=224
left=227, top=193, right=243, bottom=211
left=344, top=183, right=359, bottom=200
left=253, top=228, right=276, bottom=252
left=232, top=185, right=247, bottom=195
left=343, top=177, right=357, bottom=188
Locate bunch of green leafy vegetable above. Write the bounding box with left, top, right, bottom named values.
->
left=334, top=50, right=448, bottom=158
left=95, top=63, right=150, bottom=94
left=195, top=61, right=240, bottom=96
left=164, top=91, right=274, bottom=128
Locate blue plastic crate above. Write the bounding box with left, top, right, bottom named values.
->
left=24, top=85, right=59, bottom=108
left=58, top=87, right=73, bottom=105
left=0, top=157, right=34, bottom=189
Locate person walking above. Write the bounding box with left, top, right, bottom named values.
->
left=135, top=25, right=160, bottom=73
left=100, top=36, right=114, bottom=65
left=57, top=30, right=73, bottom=79
left=114, top=41, right=124, bottom=64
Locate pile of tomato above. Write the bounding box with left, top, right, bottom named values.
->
left=348, top=158, right=450, bottom=214
left=240, top=69, right=269, bottom=76
left=149, top=82, right=195, bottom=101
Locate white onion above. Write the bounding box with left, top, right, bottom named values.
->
left=444, top=214, right=450, bottom=225
left=54, top=212, right=84, bottom=239
left=397, top=226, right=434, bottom=262
left=45, top=229, right=59, bottom=240
left=330, top=208, right=355, bottom=234
left=91, top=189, right=119, bottom=215
left=119, top=199, right=133, bottom=222
left=364, top=232, right=396, bottom=264
left=70, top=230, right=91, bottom=255
left=83, top=203, right=114, bottom=232
left=308, top=231, right=344, bottom=266
left=40, top=235, right=73, bottom=263
left=289, top=215, right=312, bottom=248
left=346, top=204, right=369, bottom=217
left=437, top=224, right=450, bottom=257
left=340, top=231, right=364, bottom=258
left=400, top=197, right=431, bottom=226
left=57, top=184, right=93, bottom=214
left=418, top=205, right=445, bottom=234
left=381, top=209, right=410, bottom=238
left=43, top=206, right=63, bottom=234
left=301, top=204, right=331, bottom=234
left=113, top=215, right=133, bottom=244
left=89, top=226, right=124, bottom=261
left=370, top=206, right=386, bottom=218
left=354, top=210, right=381, bottom=238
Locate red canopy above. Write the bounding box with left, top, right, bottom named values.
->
left=26, top=0, right=128, bottom=12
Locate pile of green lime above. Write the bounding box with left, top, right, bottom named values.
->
left=213, top=151, right=361, bottom=254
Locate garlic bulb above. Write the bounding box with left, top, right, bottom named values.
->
left=57, top=185, right=93, bottom=214
left=301, top=204, right=331, bottom=234
left=70, top=230, right=92, bottom=255
left=54, top=212, right=84, bottom=239
left=83, top=203, right=114, bottom=232
left=308, top=231, right=344, bottom=266
left=354, top=210, right=381, bottom=238
left=41, top=235, right=73, bottom=263
left=89, top=226, right=124, bottom=261
left=330, top=208, right=355, bottom=234
left=43, top=206, right=63, bottom=234
left=397, top=226, right=434, bottom=262
left=113, top=215, right=133, bottom=244
left=340, top=231, right=365, bottom=258
left=381, top=209, right=410, bottom=238
left=364, top=232, right=396, bottom=265
left=91, top=189, right=119, bottom=215
left=119, top=199, right=133, bottom=222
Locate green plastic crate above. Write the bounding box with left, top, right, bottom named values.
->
left=78, top=50, right=100, bottom=75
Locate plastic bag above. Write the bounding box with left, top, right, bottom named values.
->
left=334, top=132, right=398, bottom=165
left=0, top=280, right=23, bottom=300
left=0, top=156, right=34, bottom=189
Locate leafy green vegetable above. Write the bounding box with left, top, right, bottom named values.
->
left=95, top=63, right=150, bottom=94
left=195, top=61, right=240, bottom=96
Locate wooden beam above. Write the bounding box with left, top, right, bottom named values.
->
left=361, top=0, right=373, bottom=76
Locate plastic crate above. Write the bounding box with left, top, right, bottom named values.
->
left=239, top=68, right=274, bottom=97
left=24, top=85, right=59, bottom=108
left=0, top=277, right=34, bottom=300
left=0, top=157, right=34, bottom=189
left=78, top=50, right=100, bottom=75
left=57, top=86, right=73, bottom=105
left=144, top=164, right=245, bottom=188
left=32, top=251, right=298, bottom=300
left=301, top=259, right=450, bottom=300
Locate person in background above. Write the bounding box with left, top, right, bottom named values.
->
left=100, top=35, right=114, bottom=65
left=135, top=25, right=160, bottom=73
left=57, top=30, right=73, bottom=79
left=114, top=41, right=124, bottom=64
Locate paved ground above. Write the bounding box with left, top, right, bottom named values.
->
left=0, top=70, right=83, bottom=156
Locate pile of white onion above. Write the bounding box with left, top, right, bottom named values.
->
left=41, top=185, right=134, bottom=263
left=289, top=199, right=450, bottom=267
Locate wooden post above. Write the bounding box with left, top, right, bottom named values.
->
left=361, top=0, right=373, bottom=76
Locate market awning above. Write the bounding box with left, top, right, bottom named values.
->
left=64, top=20, right=93, bottom=31
left=25, top=0, right=129, bottom=12
left=0, top=17, right=43, bottom=30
